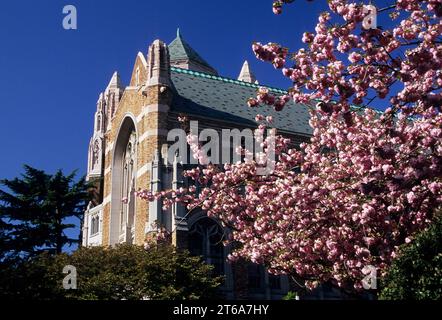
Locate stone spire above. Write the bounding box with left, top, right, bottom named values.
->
left=104, top=71, right=124, bottom=124
left=146, top=39, right=171, bottom=87
left=106, top=71, right=123, bottom=91
left=237, top=60, right=256, bottom=83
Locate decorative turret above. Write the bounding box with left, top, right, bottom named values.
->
left=87, top=93, right=106, bottom=182
left=87, top=71, right=124, bottom=183
left=237, top=60, right=257, bottom=83
left=169, top=28, right=218, bottom=75
left=104, top=71, right=124, bottom=124
left=107, top=71, right=123, bottom=90
left=146, top=40, right=171, bottom=87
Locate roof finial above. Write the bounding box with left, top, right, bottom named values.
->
left=168, top=27, right=219, bottom=76
left=106, top=71, right=123, bottom=90
left=237, top=60, right=257, bottom=83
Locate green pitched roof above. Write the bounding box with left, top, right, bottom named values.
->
left=169, top=67, right=383, bottom=136
left=169, top=29, right=218, bottom=75
left=170, top=67, right=313, bottom=136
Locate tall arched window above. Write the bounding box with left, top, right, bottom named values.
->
left=92, top=140, right=100, bottom=170
left=97, top=115, right=101, bottom=131
left=189, top=217, right=225, bottom=276
left=135, top=67, right=140, bottom=86
left=110, top=93, right=116, bottom=117
left=96, top=216, right=99, bottom=234
left=90, top=216, right=99, bottom=236
left=90, top=217, right=95, bottom=236
left=95, top=216, right=100, bottom=234
left=110, top=116, right=137, bottom=245
left=120, top=131, right=137, bottom=238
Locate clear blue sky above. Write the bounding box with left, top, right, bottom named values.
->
left=0, top=0, right=392, bottom=247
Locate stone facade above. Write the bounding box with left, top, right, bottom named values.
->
left=83, top=32, right=313, bottom=299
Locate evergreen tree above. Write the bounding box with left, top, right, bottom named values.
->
left=0, top=165, right=92, bottom=260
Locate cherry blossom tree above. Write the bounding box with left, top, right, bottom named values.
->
left=139, top=0, right=442, bottom=291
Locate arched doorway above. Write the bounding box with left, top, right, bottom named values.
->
left=110, top=115, right=137, bottom=245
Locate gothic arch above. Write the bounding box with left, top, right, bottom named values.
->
left=109, top=114, right=138, bottom=245
left=187, top=214, right=226, bottom=276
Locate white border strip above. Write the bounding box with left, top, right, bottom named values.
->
left=136, top=104, right=170, bottom=122
left=137, top=164, right=149, bottom=178
left=139, top=129, right=168, bottom=142
left=105, top=142, right=114, bottom=155
left=137, top=52, right=148, bottom=67
left=103, top=194, right=111, bottom=205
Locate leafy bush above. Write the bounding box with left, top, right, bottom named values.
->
left=380, top=216, right=442, bottom=300
left=0, top=244, right=222, bottom=300
left=282, top=291, right=299, bottom=300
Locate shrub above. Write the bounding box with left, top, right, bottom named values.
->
left=0, top=244, right=222, bottom=300
left=380, top=216, right=442, bottom=300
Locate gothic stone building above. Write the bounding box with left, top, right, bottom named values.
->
left=82, top=31, right=316, bottom=299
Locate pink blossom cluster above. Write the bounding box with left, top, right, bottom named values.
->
left=138, top=0, right=442, bottom=291
left=143, top=223, right=172, bottom=250
left=187, top=132, right=211, bottom=165
left=262, top=0, right=442, bottom=113
left=254, top=114, right=274, bottom=123
left=248, top=87, right=290, bottom=111
left=177, top=115, right=188, bottom=123
left=252, top=42, right=288, bottom=69
left=153, top=107, right=442, bottom=290
left=134, top=189, right=155, bottom=202
left=272, top=0, right=295, bottom=15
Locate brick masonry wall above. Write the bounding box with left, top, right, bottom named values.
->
left=101, top=83, right=148, bottom=245
left=129, top=54, right=147, bottom=87
left=99, top=52, right=308, bottom=247
left=101, top=67, right=174, bottom=245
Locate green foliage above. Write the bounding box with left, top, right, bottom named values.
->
left=0, top=165, right=92, bottom=259
left=380, top=216, right=442, bottom=300
left=282, top=291, right=299, bottom=300
left=0, top=244, right=222, bottom=300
